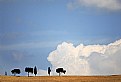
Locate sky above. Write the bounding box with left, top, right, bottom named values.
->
left=0, top=0, right=121, bottom=76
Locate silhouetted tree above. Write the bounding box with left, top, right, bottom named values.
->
left=25, top=67, right=33, bottom=77
left=5, top=71, right=7, bottom=76
left=48, top=67, right=51, bottom=76
left=11, top=69, right=21, bottom=76
left=34, top=66, right=37, bottom=76
left=56, top=68, right=66, bottom=76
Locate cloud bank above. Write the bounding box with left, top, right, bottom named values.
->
left=46, top=39, right=121, bottom=75
left=68, top=0, right=121, bottom=11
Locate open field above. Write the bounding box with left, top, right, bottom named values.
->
left=1, top=75, right=121, bottom=82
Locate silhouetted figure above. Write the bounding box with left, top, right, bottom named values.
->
left=34, top=66, right=37, bottom=76
left=48, top=67, right=51, bottom=76
left=11, top=69, right=21, bottom=76
left=5, top=71, right=7, bottom=76
left=25, top=67, right=33, bottom=77
left=56, top=68, right=66, bottom=76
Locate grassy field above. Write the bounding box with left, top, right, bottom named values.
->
left=1, top=75, right=121, bottom=82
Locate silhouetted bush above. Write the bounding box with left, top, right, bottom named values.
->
left=5, top=71, right=7, bottom=76
left=56, top=68, right=66, bottom=76
left=11, top=69, right=21, bottom=76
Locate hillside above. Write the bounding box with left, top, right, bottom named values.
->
left=1, top=75, right=121, bottom=82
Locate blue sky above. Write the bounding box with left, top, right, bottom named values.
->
left=0, top=0, right=121, bottom=75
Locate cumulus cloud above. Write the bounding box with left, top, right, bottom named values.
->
left=46, top=39, right=121, bottom=75
left=67, top=0, right=121, bottom=11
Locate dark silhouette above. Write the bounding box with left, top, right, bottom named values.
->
left=25, top=67, right=33, bottom=77
left=34, top=66, right=37, bottom=76
left=5, top=71, right=7, bottom=76
left=48, top=67, right=51, bottom=76
left=56, top=68, right=66, bottom=76
left=11, top=69, right=21, bottom=76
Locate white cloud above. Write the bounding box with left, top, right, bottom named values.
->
left=47, top=39, right=121, bottom=75
left=68, top=0, right=121, bottom=11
